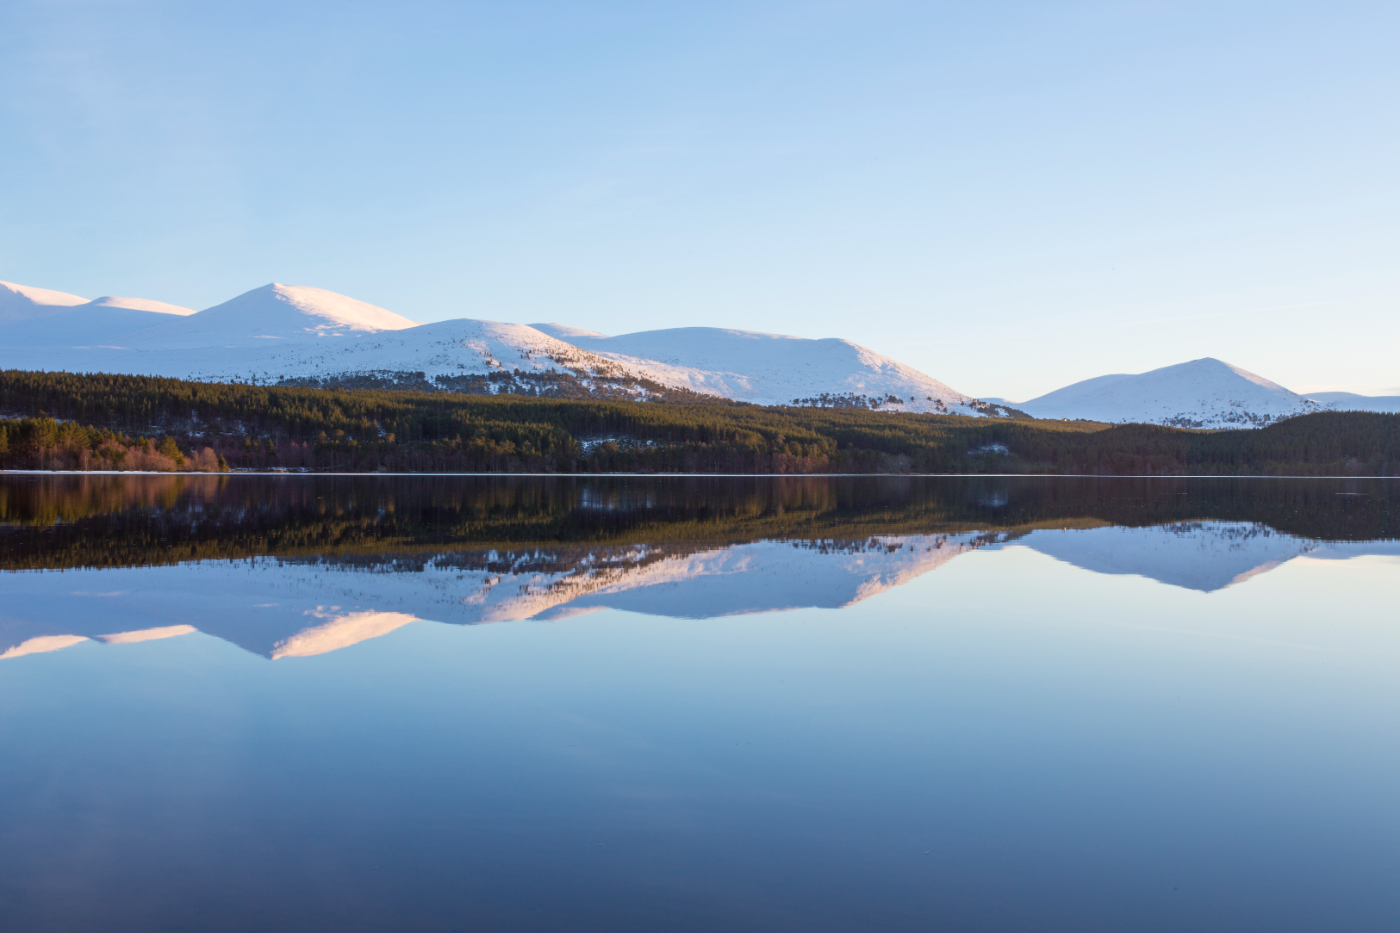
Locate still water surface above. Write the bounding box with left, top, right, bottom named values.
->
left=2, top=475, right=1399, bottom=931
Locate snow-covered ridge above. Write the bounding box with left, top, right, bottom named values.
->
left=2, top=283, right=193, bottom=323
left=87, top=296, right=195, bottom=316
left=531, top=324, right=979, bottom=413
left=0, top=280, right=89, bottom=322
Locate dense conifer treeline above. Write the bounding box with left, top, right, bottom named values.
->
left=1, top=370, right=1397, bottom=475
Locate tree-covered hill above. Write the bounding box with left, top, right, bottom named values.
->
left=1, top=370, right=1397, bottom=475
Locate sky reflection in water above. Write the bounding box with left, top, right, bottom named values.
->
left=1, top=475, right=1398, bottom=932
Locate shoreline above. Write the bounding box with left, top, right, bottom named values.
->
left=4, top=470, right=1398, bottom=480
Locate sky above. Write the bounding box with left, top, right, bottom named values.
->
left=1, top=0, right=1396, bottom=400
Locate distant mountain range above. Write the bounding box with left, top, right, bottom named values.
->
left=1297, top=390, right=1400, bottom=413
left=0, top=280, right=998, bottom=416
left=2, top=279, right=1396, bottom=426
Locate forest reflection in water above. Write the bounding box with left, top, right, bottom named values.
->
left=2, top=474, right=1397, bottom=660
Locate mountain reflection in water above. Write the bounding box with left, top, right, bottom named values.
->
left=5, top=474, right=1400, bottom=933
left=2, top=474, right=1397, bottom=660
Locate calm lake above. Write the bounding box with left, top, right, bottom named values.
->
left=2, top=474, right=1399, bottom=932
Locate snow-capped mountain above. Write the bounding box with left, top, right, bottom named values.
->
left=0, top=279, right=990, bottom=414
left=132, top=283, right=421, bottom=348
left=1016, top=358, right=1324, bottom=428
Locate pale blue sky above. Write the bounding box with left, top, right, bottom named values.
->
left=2, top=1, right=1396, bottom=399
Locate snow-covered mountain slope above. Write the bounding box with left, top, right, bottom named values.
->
left=0, top=281, right=89, bottom=322
left=1017, top=358, right=1323, bottom=428
left=0, top=289, right=192, bottom=347
left=2, top=294, right=196, bottom=348
left=177, top=318, right=639, bottom=386
left=1306, top=391, right=1400, bottom=414
left=0, top=315, right=673, bottom=399
left=530, top=324, right=984, bottom=413
left=1, top=306, right=189, bottom=348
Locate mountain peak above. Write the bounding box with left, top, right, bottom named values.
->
left=249, top=284, right=422, bottom=331
left=1175, top=357, right=1288, bottom=389
left=113, top=283, right=426, bottom=348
